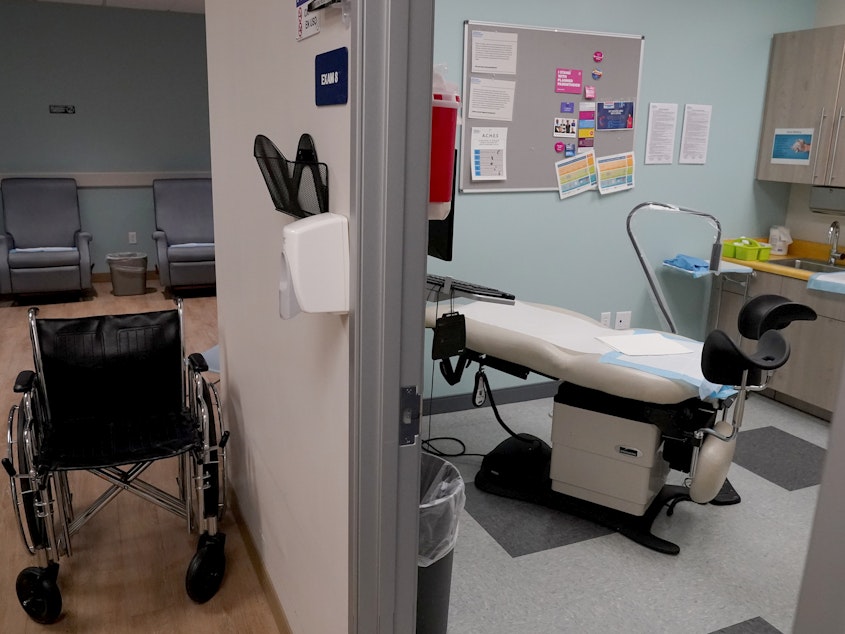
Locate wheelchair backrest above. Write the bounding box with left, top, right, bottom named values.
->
left=33, top=309, right=183, bottom=422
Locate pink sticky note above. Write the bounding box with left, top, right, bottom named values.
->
left=584, top=85, right=596, bottom=99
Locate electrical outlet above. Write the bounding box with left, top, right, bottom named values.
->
left=600, top=311, right=611, bottom=327
left=615, top=310, right=632, bottom=330
left=128, top=231, right=137, bottom=244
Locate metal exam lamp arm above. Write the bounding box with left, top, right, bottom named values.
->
left=626, top=202, right=723, bottom=335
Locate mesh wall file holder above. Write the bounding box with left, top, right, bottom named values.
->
left=254, top=134, right=329, bottom=218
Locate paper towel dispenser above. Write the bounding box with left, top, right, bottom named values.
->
left=810, top=186, right=845, bottom=216
left=279, top=212, right=349, bottom=319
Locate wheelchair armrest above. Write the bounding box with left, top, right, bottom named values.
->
left=14, top=370, right=35, bottom=393
left=188, top=353, right=209, bottom=373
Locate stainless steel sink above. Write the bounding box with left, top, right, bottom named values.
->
left=769, top=258, right=844, bottom=273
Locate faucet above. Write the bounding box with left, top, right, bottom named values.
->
left=829, top=221, right=844, bottom=265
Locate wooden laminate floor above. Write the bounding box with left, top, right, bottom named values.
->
left=0, top=282, right=280, bottom=633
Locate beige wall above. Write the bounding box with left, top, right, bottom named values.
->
left=204, top=2, right=351, bottom=632
left=784, top=3, right=845, bottom=242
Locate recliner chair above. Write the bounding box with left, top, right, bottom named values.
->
left=152, top=179, right=215, bottom=291
left=0, top=178, right=93, bottom=297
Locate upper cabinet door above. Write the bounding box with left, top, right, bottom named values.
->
left=756, top=26, right=845, bottom=184
left=828, top=65, right=845, bottom=186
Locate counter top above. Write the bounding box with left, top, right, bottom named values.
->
left=721, top=238, right=845, bottom=282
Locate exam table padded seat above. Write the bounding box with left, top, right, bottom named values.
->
left=425, top=301, right=704, bottom=405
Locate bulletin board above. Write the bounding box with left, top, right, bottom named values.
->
left=459, top=21, right=644, bottom=193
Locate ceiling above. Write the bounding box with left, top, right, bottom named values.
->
left=36, top=0, right=204, bottom=14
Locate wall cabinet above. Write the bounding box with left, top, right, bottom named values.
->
left=716, top=271, right=845, bottom=419
left=756, top=25, right=845, bottom=186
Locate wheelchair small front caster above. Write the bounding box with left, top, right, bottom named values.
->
left=186, top=531, right=226, bottom=604
left=16, top=563, right=62, bottom=624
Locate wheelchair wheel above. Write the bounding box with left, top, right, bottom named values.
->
left=15, top=405, right=48, bottom=550
left=201, top=383, right=224, bottom=521
left=16, top=564, right=62, bottom=624
left=185, top=532, right=226, bottom=604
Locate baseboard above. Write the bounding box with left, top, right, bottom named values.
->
left=761, top=388, right=831, bottom=422
left=423, top=380, right=559, bottom=415
left=228, top=490, right=293, bottom=634
left=92, top=270, right=159, bottom=283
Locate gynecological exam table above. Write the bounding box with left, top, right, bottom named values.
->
left=424, top=205, right=816, bottom=554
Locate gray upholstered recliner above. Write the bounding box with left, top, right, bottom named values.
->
left=0, top=178, right=93, bottom=296
left=152, top=178, right=215, bottom=290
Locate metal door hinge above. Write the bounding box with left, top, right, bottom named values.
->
left=399, top=386, right=420, bottom=446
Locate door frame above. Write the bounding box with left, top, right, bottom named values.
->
left=349, top=0, right=435, bottom=631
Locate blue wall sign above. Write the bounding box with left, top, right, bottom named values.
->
left=315, top=47, right=348, bottom=106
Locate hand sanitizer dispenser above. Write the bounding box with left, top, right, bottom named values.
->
left=279, top=212, right=349, bottom=319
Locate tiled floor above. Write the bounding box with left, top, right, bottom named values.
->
left=423, top=393, right=827, bottom=634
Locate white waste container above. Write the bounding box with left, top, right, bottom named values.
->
left=106, top=252, right=147, bottom=296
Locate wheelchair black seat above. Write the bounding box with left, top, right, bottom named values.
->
left=2, top=300, right=230, bottom=624
left=30, top=310, right=199, bottom=470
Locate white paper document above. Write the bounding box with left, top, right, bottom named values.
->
left=679, top=104, right=712, bottom=164
left=645, top=103, right=678, bottom=164
left=470, top=127, right=508, bottom=181
left=468, top=77, right=516, bottom=122
left=596, top=333, right=691, bottom=356
left=471, top=30, right=518, bottom=74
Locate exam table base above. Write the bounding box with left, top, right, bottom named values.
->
left=474, top=434, right=739, bottom=556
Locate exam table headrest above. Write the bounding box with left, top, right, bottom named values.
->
left=738, top=294, right=817, bottom=341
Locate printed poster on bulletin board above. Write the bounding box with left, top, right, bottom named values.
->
left=597, top=101, right=634, bottom=130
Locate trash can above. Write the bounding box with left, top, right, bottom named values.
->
left=417, top=453, right=465, bottom=634
left=106, top=252, right=147, bottom=296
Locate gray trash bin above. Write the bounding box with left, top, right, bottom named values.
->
left=106, top=252, right=147, bottom=296
left=417, top=453, right=465, bottom=634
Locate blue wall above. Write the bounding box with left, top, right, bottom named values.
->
left=0, top=1, right=210, bottom=272
left=427, top=0, right=816, bottom=398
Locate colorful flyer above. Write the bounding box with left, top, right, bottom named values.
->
left=578, top=103, right=596, bottom=147
left=554, top=150, right=597, bottom=200
left=553, top=117, right=577, bottom=138
left=555, top=68, right=583, bottom=94
left=596, top=151, right=635, bottom=194
left=597, top=101, right=635, bottom=130
left=770, top=128, right=813, bottom=165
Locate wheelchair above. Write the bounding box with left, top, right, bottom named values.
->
left=2, top=299, right=229, bottom=624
